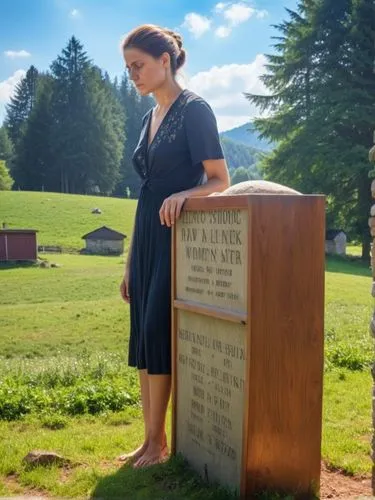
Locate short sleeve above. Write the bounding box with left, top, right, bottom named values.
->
left=185, top=99, right=224, bottom=166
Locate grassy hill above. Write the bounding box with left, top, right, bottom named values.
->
left=0, top=191, right=137, bottom=252
left=0, top=190, right=372, bottom=496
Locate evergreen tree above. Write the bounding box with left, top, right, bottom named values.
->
left=11, top=75, right=55, bottom=191
left=50, top=37, right=124, bottom=194
left=221, top=137, right=258, bottom=169
left=4, top=65, right=39, bottom=145
left=246, top=0, right=375, bottom=259
left=0, top=160, right=14, bottom=190
left=82, top=66, right=124, bottom=194
left=247, top=164, right=262, bottom=180
left=231, top=167, right=250, bottom=185
left=0, top=127, right=13, bottom=163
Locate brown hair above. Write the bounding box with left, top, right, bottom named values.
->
left=122, top=24, right=186, bottom=75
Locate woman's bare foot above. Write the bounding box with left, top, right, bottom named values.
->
left=117, top=440, right=149, bottom=463
left=132, top=441, right=169, bottom=469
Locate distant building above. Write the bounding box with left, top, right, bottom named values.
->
left=325, top=229, right=347, bottom=256
left=82, top=226, right=126, bottom=255
left=0, top=227, right=38, bottom=262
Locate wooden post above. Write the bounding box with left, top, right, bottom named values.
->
left=171, top=193, right=325, bottom=499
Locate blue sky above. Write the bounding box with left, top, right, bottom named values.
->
left=0, top=0, right=297, bottom=131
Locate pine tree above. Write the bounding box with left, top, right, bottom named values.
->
left=50, top=36, right=91, bottom=193
left=4, top=65, right=39, bottom=145
left=12, top=74, right=56, bottom=191
left=81, top=66, right=124, bottom=194
left=0, top=160, right=14, bottom=190
left=246, top=0, right=375, bottom=259
left=50, top=37, right=124, bottom=194
left=0, top=127, right=13, bottom=163
left=231, top=167, right=249, bottom=185
left=344, top=0, right=375, bottom=258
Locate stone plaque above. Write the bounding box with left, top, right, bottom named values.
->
left=173, top=195, right=325, bottom=498
left=176, top=209, right=248, bottom=313
left=176, top=309, right=246, bottom=491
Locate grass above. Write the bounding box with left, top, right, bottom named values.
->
left=0, top=190, right=137, bottom=251
left=0, top=254, right=130, bottom=358
left=0, top=191, right=373, bottom=497
left=0, top=409, right=238, bottom=499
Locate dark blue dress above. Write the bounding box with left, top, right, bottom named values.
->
left=128, top=89, right=224, bottom=374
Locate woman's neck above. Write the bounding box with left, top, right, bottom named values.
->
left=153, top=80, right=183, bottom=111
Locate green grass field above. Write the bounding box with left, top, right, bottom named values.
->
left=0, top=191, right=373, bottom=498
left=0, top=190, right=137, bottom=251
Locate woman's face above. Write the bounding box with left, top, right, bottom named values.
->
left=124, top=47, right=169, bottom=95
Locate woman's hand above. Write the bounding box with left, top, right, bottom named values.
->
left=120, top=269, right=130, bottom=304
left=159, top=192, right=187, bottom=227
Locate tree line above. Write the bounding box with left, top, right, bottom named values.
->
left=0, top=36, right=260, bottom=199
left=0, top=37, right=154, bottom=198
left=247, top=0, right=375, bottom=258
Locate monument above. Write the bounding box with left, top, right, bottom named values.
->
left=171, top=182, right=325, bottom=498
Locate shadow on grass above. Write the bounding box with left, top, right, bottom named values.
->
left=91, top=455, right=237, bottom=500
left=325, top=255, right=372, bottom=278
left=0, top=260, right=39, bottom=270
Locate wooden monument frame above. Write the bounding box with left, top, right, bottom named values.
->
left=171, top=193, right=325, bottom=499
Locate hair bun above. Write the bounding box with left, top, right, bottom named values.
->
left=164, top=28, right=183, bottom=50
left=176, top=48, right=186, bottom=70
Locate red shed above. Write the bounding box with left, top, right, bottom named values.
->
left=0, top=229, right=38, bottom=262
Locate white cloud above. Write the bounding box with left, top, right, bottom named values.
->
left=214, top=2, right=227, bottom=12
left=182, top=13, right=211, bottom=38
left=223, top=3, right=254, bottom=26
left=0, top=70, right=26, bottom=103
left=213, top=3, right=269, bottom=38
left=4, top=50, right=31, bottom=59
left=187, top=54, right=268, bottom=131
left=215, top=26, right=232, bottom=38
left=70, top=8, right=80, bottom=18
left=0, top=70, right=26, bottom=124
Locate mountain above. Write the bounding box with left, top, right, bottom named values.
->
left=220, top=122, right=273, bottom=151
left=220, top=136, right=260, bottom=169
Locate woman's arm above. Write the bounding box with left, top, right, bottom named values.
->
left=159, top=158, right=230, bottom=227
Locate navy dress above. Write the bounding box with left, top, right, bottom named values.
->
left=128, top=89, right=224, bottom=374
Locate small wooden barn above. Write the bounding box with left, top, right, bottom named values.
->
left=325, top=229, right=347, bottom=256
left=0, top=228, right=38, bottom=262
left=82, top=226, right=126, bottom=255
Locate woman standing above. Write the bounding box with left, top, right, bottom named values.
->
left=119, top=24, right=230, bottom=468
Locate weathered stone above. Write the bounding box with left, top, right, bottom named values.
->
left=372, top=180, right=375, bottom=198
left=216, top=180, right=302, bottom=196
left=39, top=261, right=50, bottom=268
left=23, top=450, right=70, bottom=468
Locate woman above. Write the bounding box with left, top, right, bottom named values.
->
left=119, top=24, right=230, bottom=468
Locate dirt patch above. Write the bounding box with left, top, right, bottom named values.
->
left=2, top=472, right=48, bottom=497
left=1, top=462, right=374, bottom=499
left=320, top=463, right=373, bottom=499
